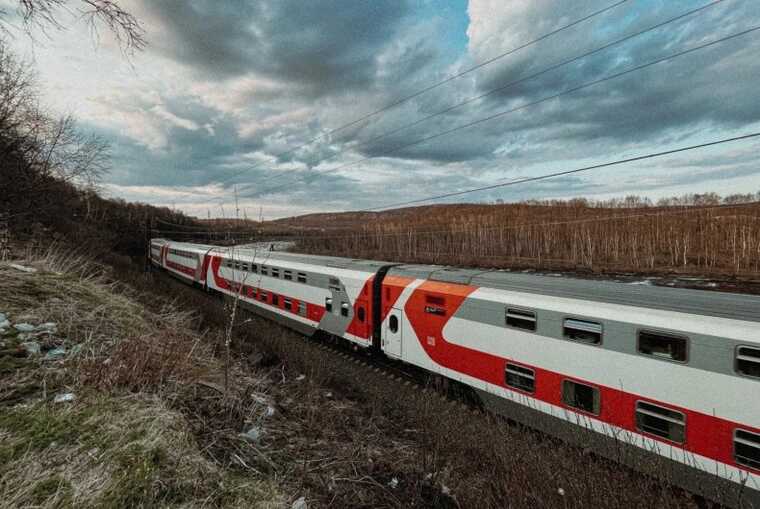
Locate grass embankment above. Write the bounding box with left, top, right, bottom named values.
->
left=1, top=247, right=735, bottom=508
left=0, top=250, right=283, bottom=508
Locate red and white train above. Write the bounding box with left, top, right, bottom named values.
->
left=150, top=238, right=760, bottom=506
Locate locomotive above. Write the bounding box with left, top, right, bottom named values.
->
left=150, top=238, right=760, bottom=506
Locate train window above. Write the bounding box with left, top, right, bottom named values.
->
left=272, top=295, right=279, bottom=306
left=284, top=270, right=292, bottom=280
left=505, top=363, right=535, bottom=393
left=563, top=319, right=602, bottom=345
left=241, top=263, right=249, bottom=272
left=736, top=346, right=760, bottom=379
left=357, top=307, right=365, bottom=322
left=284, top=298, right=292, bottom=309
left=638, top=331, right=688, bottom=363
left=297, top=272, right=307, bottom=283
left=734, top=429, right=760, bottom=470
left=635, top=401, right=685, bottom=444
left=389, top=315, right=399, bottom=333
left=298, top=301, right=306, bottom=315
left=271, top=268, right=280, bottom=278
left=260, top=266, right=268, bottom=276
left=506, top=308, right=537, bottom=332
left=325, top=298, right=333, bottom=313
left=251, top=264, right=258, bottom=273
left=260, top=291, right=268, bottom=302
left=341, top=302, right=350, bottom=317
left=561, top=380, right=600, bottom=415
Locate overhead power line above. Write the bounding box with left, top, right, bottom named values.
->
left=204, top=0, right=629, bottom=192
left=245, top=23, right=760, bottom=201
left=236, top=0, right=723, bottom=197
left=361, top=132, right=760, bottom=211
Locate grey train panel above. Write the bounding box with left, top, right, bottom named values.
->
left=453, top=296, right=746, bottom=379
left=386, top=265, right=760, bottom=322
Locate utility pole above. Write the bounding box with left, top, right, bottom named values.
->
left=234, top=185, right=240, bottom=222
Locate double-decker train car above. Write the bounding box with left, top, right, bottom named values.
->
left=150, top=238, right=760, bottom=506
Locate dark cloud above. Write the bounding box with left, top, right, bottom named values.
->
left=141, top=0, right=413, bottom=97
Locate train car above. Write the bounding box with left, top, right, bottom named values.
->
left=151, top=239, right=760, bottom=505
left=161, top=241, right=215, bottom=283
left=149, top=238, right=168, bottom=267
left=202, top=247, right=393, bottom=345
left=380, top=264, right=760, bottom=505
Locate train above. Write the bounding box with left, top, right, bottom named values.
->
left=150, top=238, right=760, bottom=506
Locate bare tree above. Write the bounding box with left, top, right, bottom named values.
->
left=2, top=0, right=145, bottom=53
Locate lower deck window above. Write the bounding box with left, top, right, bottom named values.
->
left=284, top=298, right=292, bottom=310
left=298, top=301, right=306, bottom=315
left=272, top=295, right=279, bottom=306
left=635, top=401, right=685, bottom=443
left=736, top=346, right=760, bottom=379
left=563, top=318, right=602, bottom=345
left=506, top=308, right=536, bottom=331
left=505, top=363, right=535, bottom=393
left=259, top=292, right=267, bottom=301
left=562, top=380, right=599, bottom=415
left=735, top=429, right=760, bottom=470
left=638, top=330, right=688, bottom=362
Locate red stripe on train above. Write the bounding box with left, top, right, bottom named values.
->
left=403, top=280, right=760, bottom=475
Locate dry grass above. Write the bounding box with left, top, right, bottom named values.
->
left=0, top=251, right=286, bottom=508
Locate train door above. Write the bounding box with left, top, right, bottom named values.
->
left=383, top=308, right=403, bottom=358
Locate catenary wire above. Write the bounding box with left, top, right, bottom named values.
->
left=232, top=0, right=723, bottom=198
left=205, top=0, right=629, bottom=192
left=243, top=23, right=759, bottom=201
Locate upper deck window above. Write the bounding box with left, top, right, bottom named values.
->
left=297, top=272, right=307, bottom=283
left=638, top=330, right=688, bottom=363
left=736, top=346, right=760, bottom=379
left=563, top=318, right=602, bottom=345
left=506, top=308, right=537, bottom=332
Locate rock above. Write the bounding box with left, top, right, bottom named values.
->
left=388, top=477, right=399, bottom=489
left=14, top=323, right=35, bottom=333
left=325, top=392, right=333, bottom=398
left=291, top=497, right=307, bottom=509
left=240, top=426, right=263, bottom=443
left=54, top=393, right=76, bottom=404
left=0, top=320, right=10, bottom=329
left=557, top=487, right=565, bottom=496
left=44, top=347, right=66, bottom=360
left=9, top=264, right=36, bottom=273
left=264, top=405, right=275, bottom=418
left=295, top=374, right=306, bottom=381
left=20, top=341, right=41, bottom=355
left=36, top=323, right=58, bottom=333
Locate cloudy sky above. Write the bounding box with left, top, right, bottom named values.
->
left=4, top=0, right=760, bottom=218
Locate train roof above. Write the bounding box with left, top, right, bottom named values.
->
left=160, top=240, right=760, bottom=322
left=388, top=264, right=760, bottom=323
